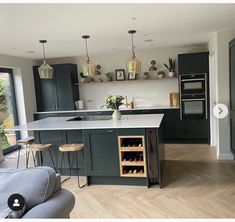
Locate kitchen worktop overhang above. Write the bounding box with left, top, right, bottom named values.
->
left=11, top=114, right=164, bottom=131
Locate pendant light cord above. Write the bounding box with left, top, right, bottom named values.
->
left=42, top=43, right=46, bottom=60
left=85, top=39, right=89, bottom=60
left=131, top=33, right=135, bottom=58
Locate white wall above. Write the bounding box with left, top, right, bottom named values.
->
left=216, top=30, right=235, bottom=159
left=0, top=54, right=37, bottom=137
left=209, top=29, right=235, bottom=160
left=208, top=33, right=219, bottom=149
left=47, top=45, right=207, bottom=109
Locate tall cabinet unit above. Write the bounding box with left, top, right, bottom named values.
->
left=229, top=39, right=235, bottom=154
left=178, top=52, right=210, bottom=144
left=33, top=63, right=79, bottom=112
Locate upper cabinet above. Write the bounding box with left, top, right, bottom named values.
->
left=178, top=52, right=209, bottom=74
left=33, top=63, right=79, bottom=112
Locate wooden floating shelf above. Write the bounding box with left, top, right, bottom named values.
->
left=76, top=76, right=178, bottom=85
left=121, top=161, right=145, bottom=166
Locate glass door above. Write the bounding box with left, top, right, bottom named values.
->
left=181, top=99, right=206, bottom=119
left=0, top=68, right=19, bottom=154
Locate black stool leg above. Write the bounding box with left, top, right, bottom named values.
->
left=32, top=151, right=36, bottom=167
left=60, top=152, right=65, bottom=174
left=39, top=151, right=43, bottom=166
left=26, top=150, right=29, bottom=168
left=48, top=149, right=56, bottom=172
left=67, top=152, right=72, bottom=178
left=60, top=152, right=71, bottom=183
left=16, top=147, right=21, bottom=169
left=76, top=150, right=86, bottom=188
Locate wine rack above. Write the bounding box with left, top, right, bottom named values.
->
left=118, top=136, right=146, bottom=177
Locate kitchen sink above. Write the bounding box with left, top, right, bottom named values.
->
left=67, top=116, right=112, bottom=121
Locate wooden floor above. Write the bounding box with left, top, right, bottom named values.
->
left=62, top=144, right=235, bottom=218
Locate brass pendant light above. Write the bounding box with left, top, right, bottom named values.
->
left=82, top=35, right=96, bottom=76
left=126, top=30, right=141, bottom=74
left=38, top=40, right=53, bottom=79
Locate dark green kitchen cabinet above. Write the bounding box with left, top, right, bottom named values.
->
left=84, top=129, right=119, bottom=176
left=33, top=63, right=79, bottom=112
left=178, top=52, right=209, bottom=74
left=182, top=120, right=209, bottom=142
left=163, top=109, right=183, bottom=141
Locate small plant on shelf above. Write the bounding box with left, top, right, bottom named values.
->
left=79, top=72, right=87, bottom=83
left=164, top=57, right=176, bottom=77
left=157, top=70, right=166, bottom=79
left=105, top=72, right=113, bottom=81
left=143, top=72, right=149, bottom=80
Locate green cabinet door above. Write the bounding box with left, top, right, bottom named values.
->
left=54, top=64, right=78, bottom=111
left=163, top=109, right=183, bottom=141
left=182, top=119, right=209, bottom=142
left=84, top=129, right=119, bottom=176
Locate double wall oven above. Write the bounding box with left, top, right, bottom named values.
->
left=179, top=73, right=208, bottom=119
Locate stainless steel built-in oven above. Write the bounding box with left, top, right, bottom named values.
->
left=179, top=73, right=208, bottom=120
left=179, top=73, right=206, bottom=94
left=180, top=94, right=207, bottom=119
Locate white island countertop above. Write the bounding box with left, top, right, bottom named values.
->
left=11, top=114, right=164, bottom=131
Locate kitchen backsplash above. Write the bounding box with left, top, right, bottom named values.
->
left=79, top=78, right=179, bottom=109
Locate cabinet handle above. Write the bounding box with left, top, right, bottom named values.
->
left=108, top=130, right=114, bottom=133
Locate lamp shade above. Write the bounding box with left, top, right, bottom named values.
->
left=126, top=54, right=141, bottom=74
left=82, top=35, right=96, bottom=77
left=38, top=60, right=53, bottom=79
left=126, top=30, right=141, bottom=74
left=83, top=57, right=96, bottom=76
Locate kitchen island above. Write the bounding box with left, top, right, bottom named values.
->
left=12, top=114, right=165, bottom=188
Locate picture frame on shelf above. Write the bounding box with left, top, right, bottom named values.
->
left=128, top=73, right=136, bottom=80
left=115, top=69, right=125, bottom=81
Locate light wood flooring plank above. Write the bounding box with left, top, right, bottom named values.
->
left=62, top=144, right=235, bottom=218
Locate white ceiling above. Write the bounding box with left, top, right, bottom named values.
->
left=1, top=3, right=235, bottom=59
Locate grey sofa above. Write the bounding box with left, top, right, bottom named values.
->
left=0, top=166, right=75, bottom=218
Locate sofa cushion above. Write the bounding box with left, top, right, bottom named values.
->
left=0, top=167, right=56, bottom=217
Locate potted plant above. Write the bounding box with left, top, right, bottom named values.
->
left=164, top=58, right=176, bottom=77
left=80, top=72, right=87, bottom=83
left=143, top=72, right=149, bottom=80
left=101, top=95, right=125, bottom=120
left=157, top=70, right=166, bottom=79
left=105, top=72, right=113, bottom=81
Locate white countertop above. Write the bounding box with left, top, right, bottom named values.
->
left=10, top=114, right=164, bottom=131
left=34, top=106, right=179, bottom=114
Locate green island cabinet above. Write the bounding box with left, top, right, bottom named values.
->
left=34, top=127, right=164, bottom=188
left=33, top=63, right=79, bottom=112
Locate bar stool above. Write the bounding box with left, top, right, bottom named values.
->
left=26, top=144, right=56, bottom=171
left=58, top=144, right=86, bottom=188
left=16, top=137, right=34, bottom=169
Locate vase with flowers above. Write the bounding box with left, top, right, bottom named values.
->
left=102, top=95, right=125, bottom=120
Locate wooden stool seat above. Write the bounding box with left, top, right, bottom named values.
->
left=59, top=144, right=84, bottom=152
left=17, top=137, right=34, bottom=145
left=28, top=144, right=52, bottom=152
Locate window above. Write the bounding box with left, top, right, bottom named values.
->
left=0, top=68, right=20, bottom=155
